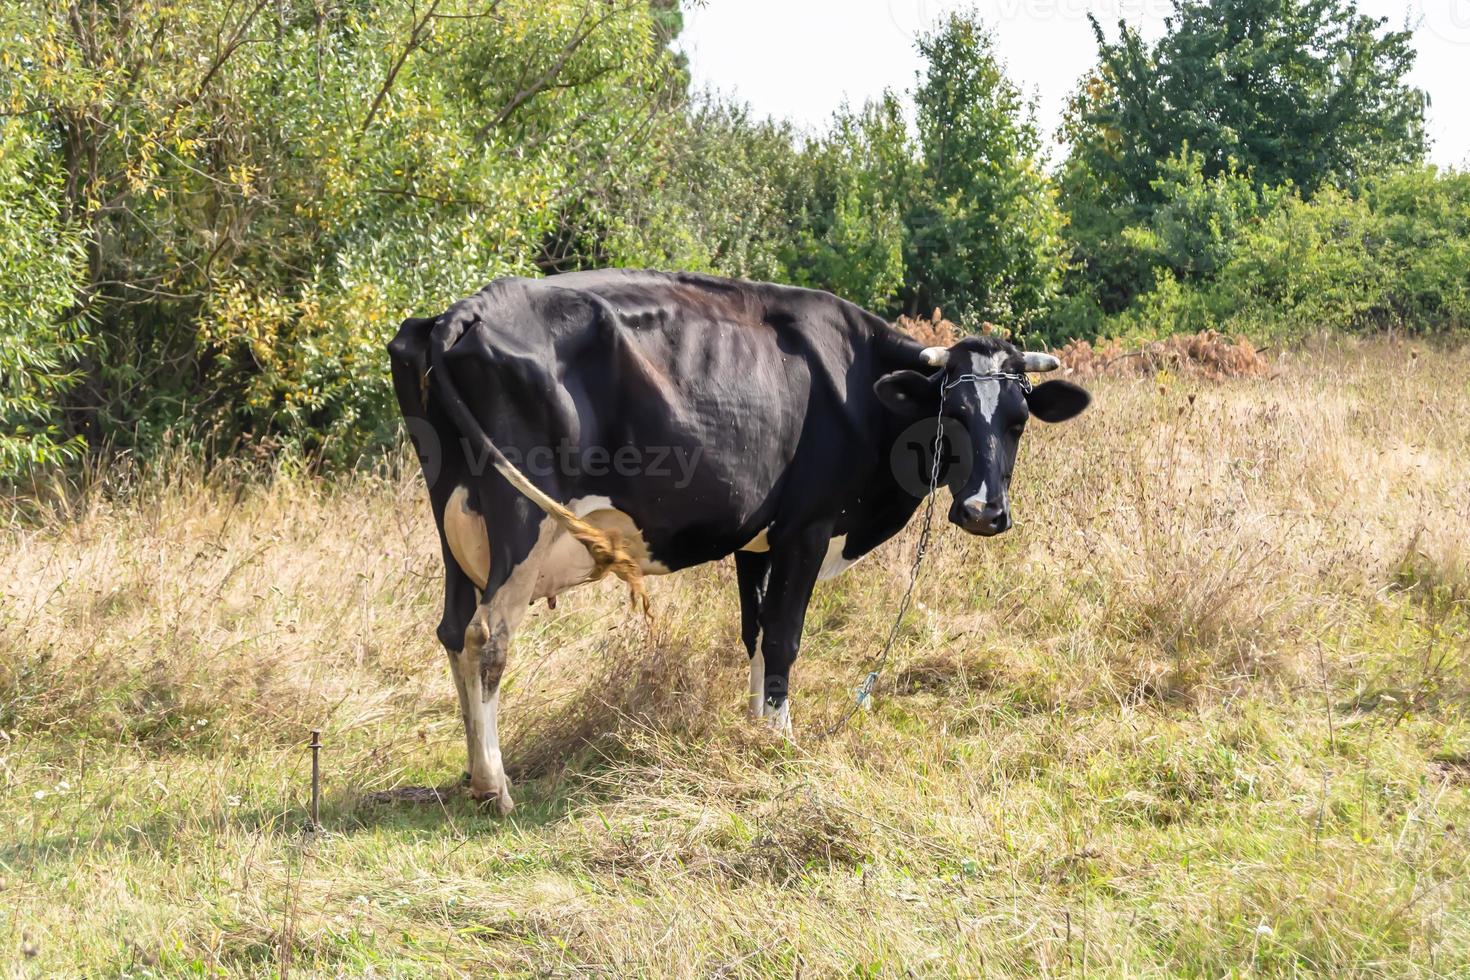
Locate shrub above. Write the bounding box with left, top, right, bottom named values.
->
left=0, top=121, right=87, bottom=480
left=1092, top=166, right=1470, bottom=342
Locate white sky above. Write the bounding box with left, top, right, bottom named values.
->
left=679, top=0, right=1469, bottom=169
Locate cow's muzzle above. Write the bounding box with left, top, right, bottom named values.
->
left=952, top=497, right=1012, bottom=537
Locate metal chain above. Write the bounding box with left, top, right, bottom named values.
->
left=945, top=371, right=1034, bottom=394
left=823, top=390, right=948, bottom=737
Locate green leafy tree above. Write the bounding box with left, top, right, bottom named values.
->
left=1079, top=0, right=1425, bottom=202
left=1058, top=0, right=1426, bottom=323
left=1127, top=147, right=1286, bottom=279
left=3, top=0, right=686, bottom=464
left=655, top=101, right=807, bottom=282
left=906, top=12, right=1068, bottom=333
left=782, top=95, right=914, bottom=313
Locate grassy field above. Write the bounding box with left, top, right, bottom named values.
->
left=3, top=337, right=1469, bottom=977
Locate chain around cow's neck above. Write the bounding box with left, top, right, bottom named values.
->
left=824, top=370, right=1035, bottom=736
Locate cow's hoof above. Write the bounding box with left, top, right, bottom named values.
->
left=763, top=699, right=792, bottom=738
left=468, top=783, right=515, bottom=815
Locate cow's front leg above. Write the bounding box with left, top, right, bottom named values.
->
left=756, top=524, right=832, bottom=737
left=735, top=551, right=771, bottom=720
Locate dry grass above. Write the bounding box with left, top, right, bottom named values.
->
left=3, top=337, right=1469, bottom=976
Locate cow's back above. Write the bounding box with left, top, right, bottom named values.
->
left=393, top=269, right=911, bottom=569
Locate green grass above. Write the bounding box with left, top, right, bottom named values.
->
left=2, top=338, right=1468, bottom=976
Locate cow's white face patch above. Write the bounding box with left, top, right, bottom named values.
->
left=445, top=485, right=490, bottom=589
left=965, top=352, right=1008, bottom=423
left=963, top=483, right=990, bottom=511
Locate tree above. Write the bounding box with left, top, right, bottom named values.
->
left=3, top=0, right=687, bottom=464
left=781, top=95, right=914, bottom=313
left=1074, top=0, right=1424, bottom=205
left=905, top=12, right=1068, bottom=333
left=0, top=121, right=87, bottom=479
left=1129, top=146, right=1286, bottom=280
left=1056, top=0, right=1425, bottom=322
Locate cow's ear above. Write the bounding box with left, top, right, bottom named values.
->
left=1026, top=379, right=1091, bottom=423
left=874, top=370, right=940, bottom=418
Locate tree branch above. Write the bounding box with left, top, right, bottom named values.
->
left=359, top=0, right=442, bottom=136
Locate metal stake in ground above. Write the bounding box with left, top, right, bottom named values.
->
left=308, top=730, right=322, bottom=830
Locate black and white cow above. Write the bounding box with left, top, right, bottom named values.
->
left=388, top=269, right=1089, bottom=812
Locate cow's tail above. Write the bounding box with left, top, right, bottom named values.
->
left=428, top=323, right=649, bottom=620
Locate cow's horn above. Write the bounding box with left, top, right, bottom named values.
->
left=1021, top=352, right=1061, bottom=373
left=919, top=347, right=950, bottom=367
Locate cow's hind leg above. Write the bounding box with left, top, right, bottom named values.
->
left=458, top=516, right=547, bottom=814
left=735, top=551, right=771, bottom=720
left=459, top=605, right=515, bottom=813
left=432, top=556, right=481, bottom=787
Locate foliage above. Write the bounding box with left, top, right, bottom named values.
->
left=657, top=101, right=805, bottom=283
left=907, top=13, right=1068, bottom=332
left=1109, top=167, right=1470, bottom=339
left=1056, top=0, right=1427, bottom=325
left=0, top=120, right=87, bottom=477
left=1077, top=0, right=1424, bottom=204
left=780, top=95, right=913, bottom=312
left=1215, top=168, right=1470, bottom=336
left=3, top=0, right=685, bottom=468
left=1130, top=148, right=1286, bottom=281
left=0, top=0, right=1465, bottom=479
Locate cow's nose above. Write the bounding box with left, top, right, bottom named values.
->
left=959, top=498, right=1011, bottom=536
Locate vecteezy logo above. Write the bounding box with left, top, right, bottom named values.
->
left=1421, top=0, right=1470, bottom=45
left=886, top=0, right=1175, bottom=35
left=890, top=416, right=972, bottom=498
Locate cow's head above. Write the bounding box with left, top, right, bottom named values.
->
left=874, top=336, right=1090, bottom=536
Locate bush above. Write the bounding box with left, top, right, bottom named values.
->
left=1089, top=166, right=1470, bottom=342
left=0, top=121, right=87, bottom=480
left=6, top=0, right=687, bottom=467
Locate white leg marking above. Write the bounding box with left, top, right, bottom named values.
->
left=483, top=685, right=505, bottom=803
left=455, top=494, right=672, bottom=808
left=460, top=514, right=558, bottom=813
left=456, top=642, right=504, bottom=808
left=748, top=650, right=765, bottom=721
left=763, top=697, right=792, bottom=737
